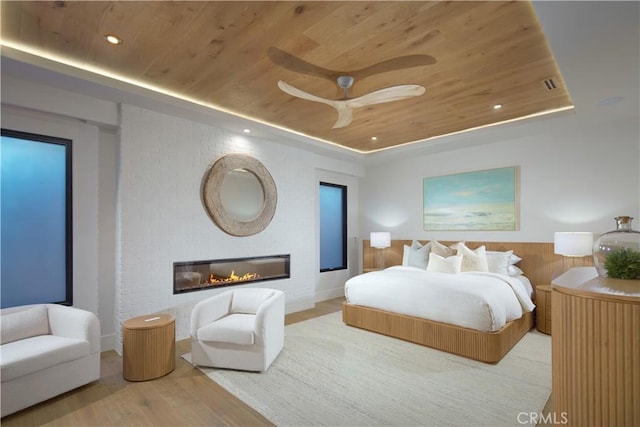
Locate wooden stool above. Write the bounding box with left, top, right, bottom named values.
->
left=122, top=313, right=175, bottom=381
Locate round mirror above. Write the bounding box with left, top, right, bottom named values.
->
left=220, top=168, right=265, bottom=222
left=202, top=154, right=277, bottom=236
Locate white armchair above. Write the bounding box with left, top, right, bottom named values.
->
left=190, top=288, right=284, bottom=372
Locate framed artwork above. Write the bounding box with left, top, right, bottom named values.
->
left=423, top=166, right=518, bottom=231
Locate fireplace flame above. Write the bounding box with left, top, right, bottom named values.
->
left=207, top=270, right=260, bottom=284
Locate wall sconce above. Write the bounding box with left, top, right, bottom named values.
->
left=554, top=231, right=594, bottom=274
left=370, top=232, right=391, bottom=270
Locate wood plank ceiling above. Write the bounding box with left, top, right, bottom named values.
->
left=0, top=1, right=573, bottom=153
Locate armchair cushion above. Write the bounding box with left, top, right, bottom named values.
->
left=1, top=335, right=90, bottom=382
left=198, top=313, right=256, bottom=345
left=231, top=288, right=275, bottom=314
left=1, top=305, right=49, bottom=345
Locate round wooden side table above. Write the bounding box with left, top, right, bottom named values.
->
left=122, top=313, right=175, bottom=381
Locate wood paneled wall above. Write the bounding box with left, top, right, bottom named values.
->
left=363, top=240, right=594, bottom=298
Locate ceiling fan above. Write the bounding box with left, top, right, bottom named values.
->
left=268, top=47, right=436, bottom=83
left=277, top=77, right=425, bottom=129
left=270, top=47, right=435, bottom=128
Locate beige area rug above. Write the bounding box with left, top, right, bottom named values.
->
left=183, top=312, right=551, bottom=427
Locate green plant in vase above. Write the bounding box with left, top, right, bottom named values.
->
left=603, top=248, right=640, bottom=280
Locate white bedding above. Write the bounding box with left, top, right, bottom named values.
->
left=344, top=266, right=535, bottom=332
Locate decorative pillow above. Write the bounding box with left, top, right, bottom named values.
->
left=508, top=265, right=525, bottom=276
left=402, top=240, right=431, bottom=269
left=448, top=241, right=465, bottom=252
left=426, top=253, right=462, bottom=274
left=457, top=243, right=489, bottom=272
left=431, top=240, right=455, bottom=257
left=0, top=305, right=50, bottom=345
left=486, top=250, right=514, bottom=275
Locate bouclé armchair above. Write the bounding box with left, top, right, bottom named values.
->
left=190, top=288, right=284, bottom=372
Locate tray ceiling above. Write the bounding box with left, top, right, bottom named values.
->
left=0, top=1, right=573, bottom=153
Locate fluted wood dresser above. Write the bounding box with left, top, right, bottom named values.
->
left=551, top=277, right=639, bottom=427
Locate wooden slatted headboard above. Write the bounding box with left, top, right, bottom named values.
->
left=363, top=240, right=594, bottom=300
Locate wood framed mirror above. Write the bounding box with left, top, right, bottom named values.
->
left=202, top=154, right=277, bottom=236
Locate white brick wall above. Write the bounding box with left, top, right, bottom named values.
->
left=116, top=104, right=360, bottom=351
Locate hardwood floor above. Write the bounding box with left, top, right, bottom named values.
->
left=1, top=298, right=345, bottom=427
left=2, top=297, right=552, bottom=426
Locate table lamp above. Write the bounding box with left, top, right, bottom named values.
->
left=370, top=231, right=391, bottom=270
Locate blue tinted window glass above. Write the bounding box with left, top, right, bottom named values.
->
left=320, top=183, right=346, bottom=271
left=1, top=133, right=70, bottom=308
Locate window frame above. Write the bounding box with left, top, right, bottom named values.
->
left=1, top=128, right=73, bottom=307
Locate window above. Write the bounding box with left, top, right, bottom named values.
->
left=1, top=129, right=73, bottom=307
left=319, top=182, right=347, bottom=272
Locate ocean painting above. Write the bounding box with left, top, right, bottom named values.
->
left=423, top=167, right=518, bottom=231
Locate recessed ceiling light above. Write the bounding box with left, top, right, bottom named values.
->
left=371, top=136, right=377, bottom=141
left=493, top=104, right=503, bottom=110
left=104, top=34, right=123, bottom=45
left=243, top=129, right=251, bottom=133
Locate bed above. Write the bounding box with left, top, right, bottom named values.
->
left=342, top=240, right=588, bottom=363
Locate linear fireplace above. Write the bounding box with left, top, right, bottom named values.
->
left=173, top=254, right=290, bottom=294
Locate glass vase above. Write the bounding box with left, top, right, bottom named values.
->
left=592, top=216, right=640, bottom=279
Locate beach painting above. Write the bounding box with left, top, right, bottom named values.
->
left=423, top=166, right=518, bottom=231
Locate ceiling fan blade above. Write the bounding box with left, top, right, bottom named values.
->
left=278, top=80, right=352, bottom=128
left=350, top=55, right=437, bottom=80
left=332, top=107, right=354, bottom=129
left=269, top=48, right=436, bottom=83
left=269, top=48, right=338, bottom=82
left=345, top=85, right=426, bottom=108
left=277, top=80, right=339, bottom=107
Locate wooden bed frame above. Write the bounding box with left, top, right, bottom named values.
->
left=342, top=240, right=593, bottom=363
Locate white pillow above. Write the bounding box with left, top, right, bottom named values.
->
left=457, top=243, right=489, bottom=272
left=508, top=265, right=524, bottom=276
left=509, top=254, right=522, bottom=265
left=426, top=254, right=462, bottom=274
left=486, top=250, right=513, bottom=275
left=431, top=240, right=454, bottom=257
left=402, top=240, right=431, bottom=269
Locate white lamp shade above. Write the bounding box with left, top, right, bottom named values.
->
left=370, top=232, right=391, bottom=249
left=554, top=232, right=593, bottom=257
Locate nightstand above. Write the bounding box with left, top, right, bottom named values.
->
left=535, top=285, right=552, bottom=335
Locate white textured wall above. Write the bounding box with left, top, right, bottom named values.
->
left=1, top=107, right=101, bottom=316
left=361, top=113, right=640, bottom=242
left=117, top=104, right=362, bottom=349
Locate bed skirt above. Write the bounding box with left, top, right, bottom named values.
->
left=342, top=302, right=534, bottom=363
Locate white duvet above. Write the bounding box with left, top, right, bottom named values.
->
left=344, top=266, right=536, bottom=332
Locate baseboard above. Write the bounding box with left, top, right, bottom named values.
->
left=101, top=333, right=116, bottom=352
left=314, top=286, right=345, bottom=303
left=285, top=298, right=315, bottom=314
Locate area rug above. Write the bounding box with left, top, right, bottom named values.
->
left=184, top=312, right=551, bottom=427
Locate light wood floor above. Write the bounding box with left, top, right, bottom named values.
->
left=1, top=298, right=344, bottom=427
left=2, top=297, right=552, bottom=426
